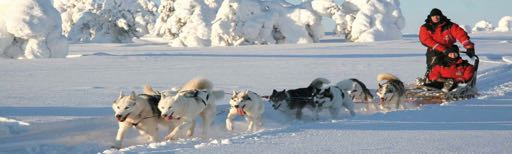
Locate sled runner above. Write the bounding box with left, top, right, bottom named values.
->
left=405, top=52, right=479, bottom=104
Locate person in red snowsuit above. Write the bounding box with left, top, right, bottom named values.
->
left=419, top=8, right=475, bottom=72
left=426, top=51, right=474, bottom=92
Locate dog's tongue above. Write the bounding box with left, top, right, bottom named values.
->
left=165, top=116, right=172, bottom=121
left=237, top=108, right=245, bottom=116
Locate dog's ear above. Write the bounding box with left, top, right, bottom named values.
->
left=129, top=91, right=136, bottom=100
left=378, top=83, right=382, bottom=88
left=272, top=89, right=277, bottom=94
left=282, top=89, right=286, bottom=92
left=117, top=91, right=124, bottom=101
left=233, top=90, right=238, bottom=96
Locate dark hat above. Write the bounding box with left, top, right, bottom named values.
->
left=429, top=8, right=443, bottom=16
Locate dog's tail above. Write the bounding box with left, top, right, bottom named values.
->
left=309, top=77, right=330, bottom=89
left=143, top=85, right=160, bottom=96
left=350, top=78, right=374, bottom=102
left=181, top=77, right=213, bottom=91
left=377, top=73, right=400, bottom=82
left=211, top=90, right=225, bottom=100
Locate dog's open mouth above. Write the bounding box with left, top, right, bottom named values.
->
left=164, top=112, right=180, bottom=121
left=379, top=97, right=386, bottom=105
left=236, top=105, right=246, bottom=116
left=116, top=113, right=130, bottom=122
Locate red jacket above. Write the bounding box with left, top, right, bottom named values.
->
left=419, top=22, right=474, bottom=52
left=428, top=58, right=474, bottom=83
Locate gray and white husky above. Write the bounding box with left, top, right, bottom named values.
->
left=269, top=78, right=330, bottom=120
left=313, top=85, right=356, bottom=119
left=337, top=78, right=375, bottom=111
left=376, top=73, right=405, bottom=111
left=226, top=90, right=265, bottom=132
left=111, top=85, right=175, bottom=149
left=158, top=78, right=224, bottom=140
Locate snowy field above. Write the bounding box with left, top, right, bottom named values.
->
left=1, top=33, right=512, bottom=153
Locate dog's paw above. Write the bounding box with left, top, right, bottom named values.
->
left=165, top=135, right=176, bottom=141
left=110, top=140, right=122, bottom=149
left=110, top=145, right=121, bottom=150
left=226, top=120, right=233, bottom=131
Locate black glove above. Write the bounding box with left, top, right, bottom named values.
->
left=466, top=48, right=475, bottom=58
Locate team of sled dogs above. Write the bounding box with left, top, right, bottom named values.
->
left=111, top=73, right=406, bottom=148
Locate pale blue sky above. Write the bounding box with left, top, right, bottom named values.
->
left=310, top=0, right=512, bottom=34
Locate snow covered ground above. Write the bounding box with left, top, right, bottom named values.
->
left=0, top=33, right=511, bottom=153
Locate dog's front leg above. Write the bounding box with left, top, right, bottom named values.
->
left=137, top=120, right=159, bottom=142
left=226, top=109, right=237, bottom=131
left=166, top=121, right=193, bottom=140
left=187, top=119, right=195, bottom=137
left=342, top=99, right=356, bottom=117
left=246, top=116, right=255, bottom=132
left=295, top=109, right=303, bottom=120
left=314, top=104, right=321, bottom=120
left=112, top=123, right=130, bottom=149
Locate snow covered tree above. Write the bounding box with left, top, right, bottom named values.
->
left=53, top=0, right=97, bottom=37
left=472, top=20, right=494, bottom=33
left=68, top=0, right=158, bottom=43
left=152, top=0, right=177, bottom=38
left=460, top=25, right=472, bottom=34
left=495, top=16, right=512, bottom=32
left=152, top=0, right=220, bottom=47
left=0, top=0, right=68, bottom=59
left=309, top=0, right=347, bottom=36
left=339, top=0, right=405, bottom=42
left=210, top=0, right=325, bottom=46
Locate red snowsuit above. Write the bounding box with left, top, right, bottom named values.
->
left=419, top=22, right=474, bottom=53
left=428, top=58, right=474, bottom=83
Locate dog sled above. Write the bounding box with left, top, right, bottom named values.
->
left=404, top=52, right=479, bottom=104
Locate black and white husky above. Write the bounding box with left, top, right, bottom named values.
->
left=376, top=73, right=405, bottom=111
left=269, top=78, right=330, bottom=120
left=111, top=85, right=175, bottom=149
left=337, top=78, right=375, bottom=111
left=313, top=85, right=356, bottom=119
left=158, top=78, right=224, bottom=140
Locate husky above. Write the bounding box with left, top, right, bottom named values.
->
left=111, top=85, right=175, bottom=149
left=158, top=78, right=224, bottom=140
left=226, top=90, right=265, bottom=132
left=313, top=85, right=356, bottom=119
left=376, top=73, right=406, bottom=111
left=269, top=78, right=330, bottom=120
left=337, top=78, right=375, bottom=111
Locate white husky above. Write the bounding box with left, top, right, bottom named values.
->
left=337, top=78, right=375, bottom=111
left=226, top=90, right=265, bottom=132
left=314, top=85, right=356, bottom=119
left=376, top=73, right=406, bottom=112
left=158, top=78, right=224, bottom=140
left=111, top=86, right=174, bottom=149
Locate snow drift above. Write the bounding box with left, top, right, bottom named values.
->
left=495, top=16, right=512, bottom=32
left=0, top=0, right=68, bottom=59
left=339, top=0, right=405, bottom=42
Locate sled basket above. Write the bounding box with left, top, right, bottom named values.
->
left=405, top=52, right=479, bottom=104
